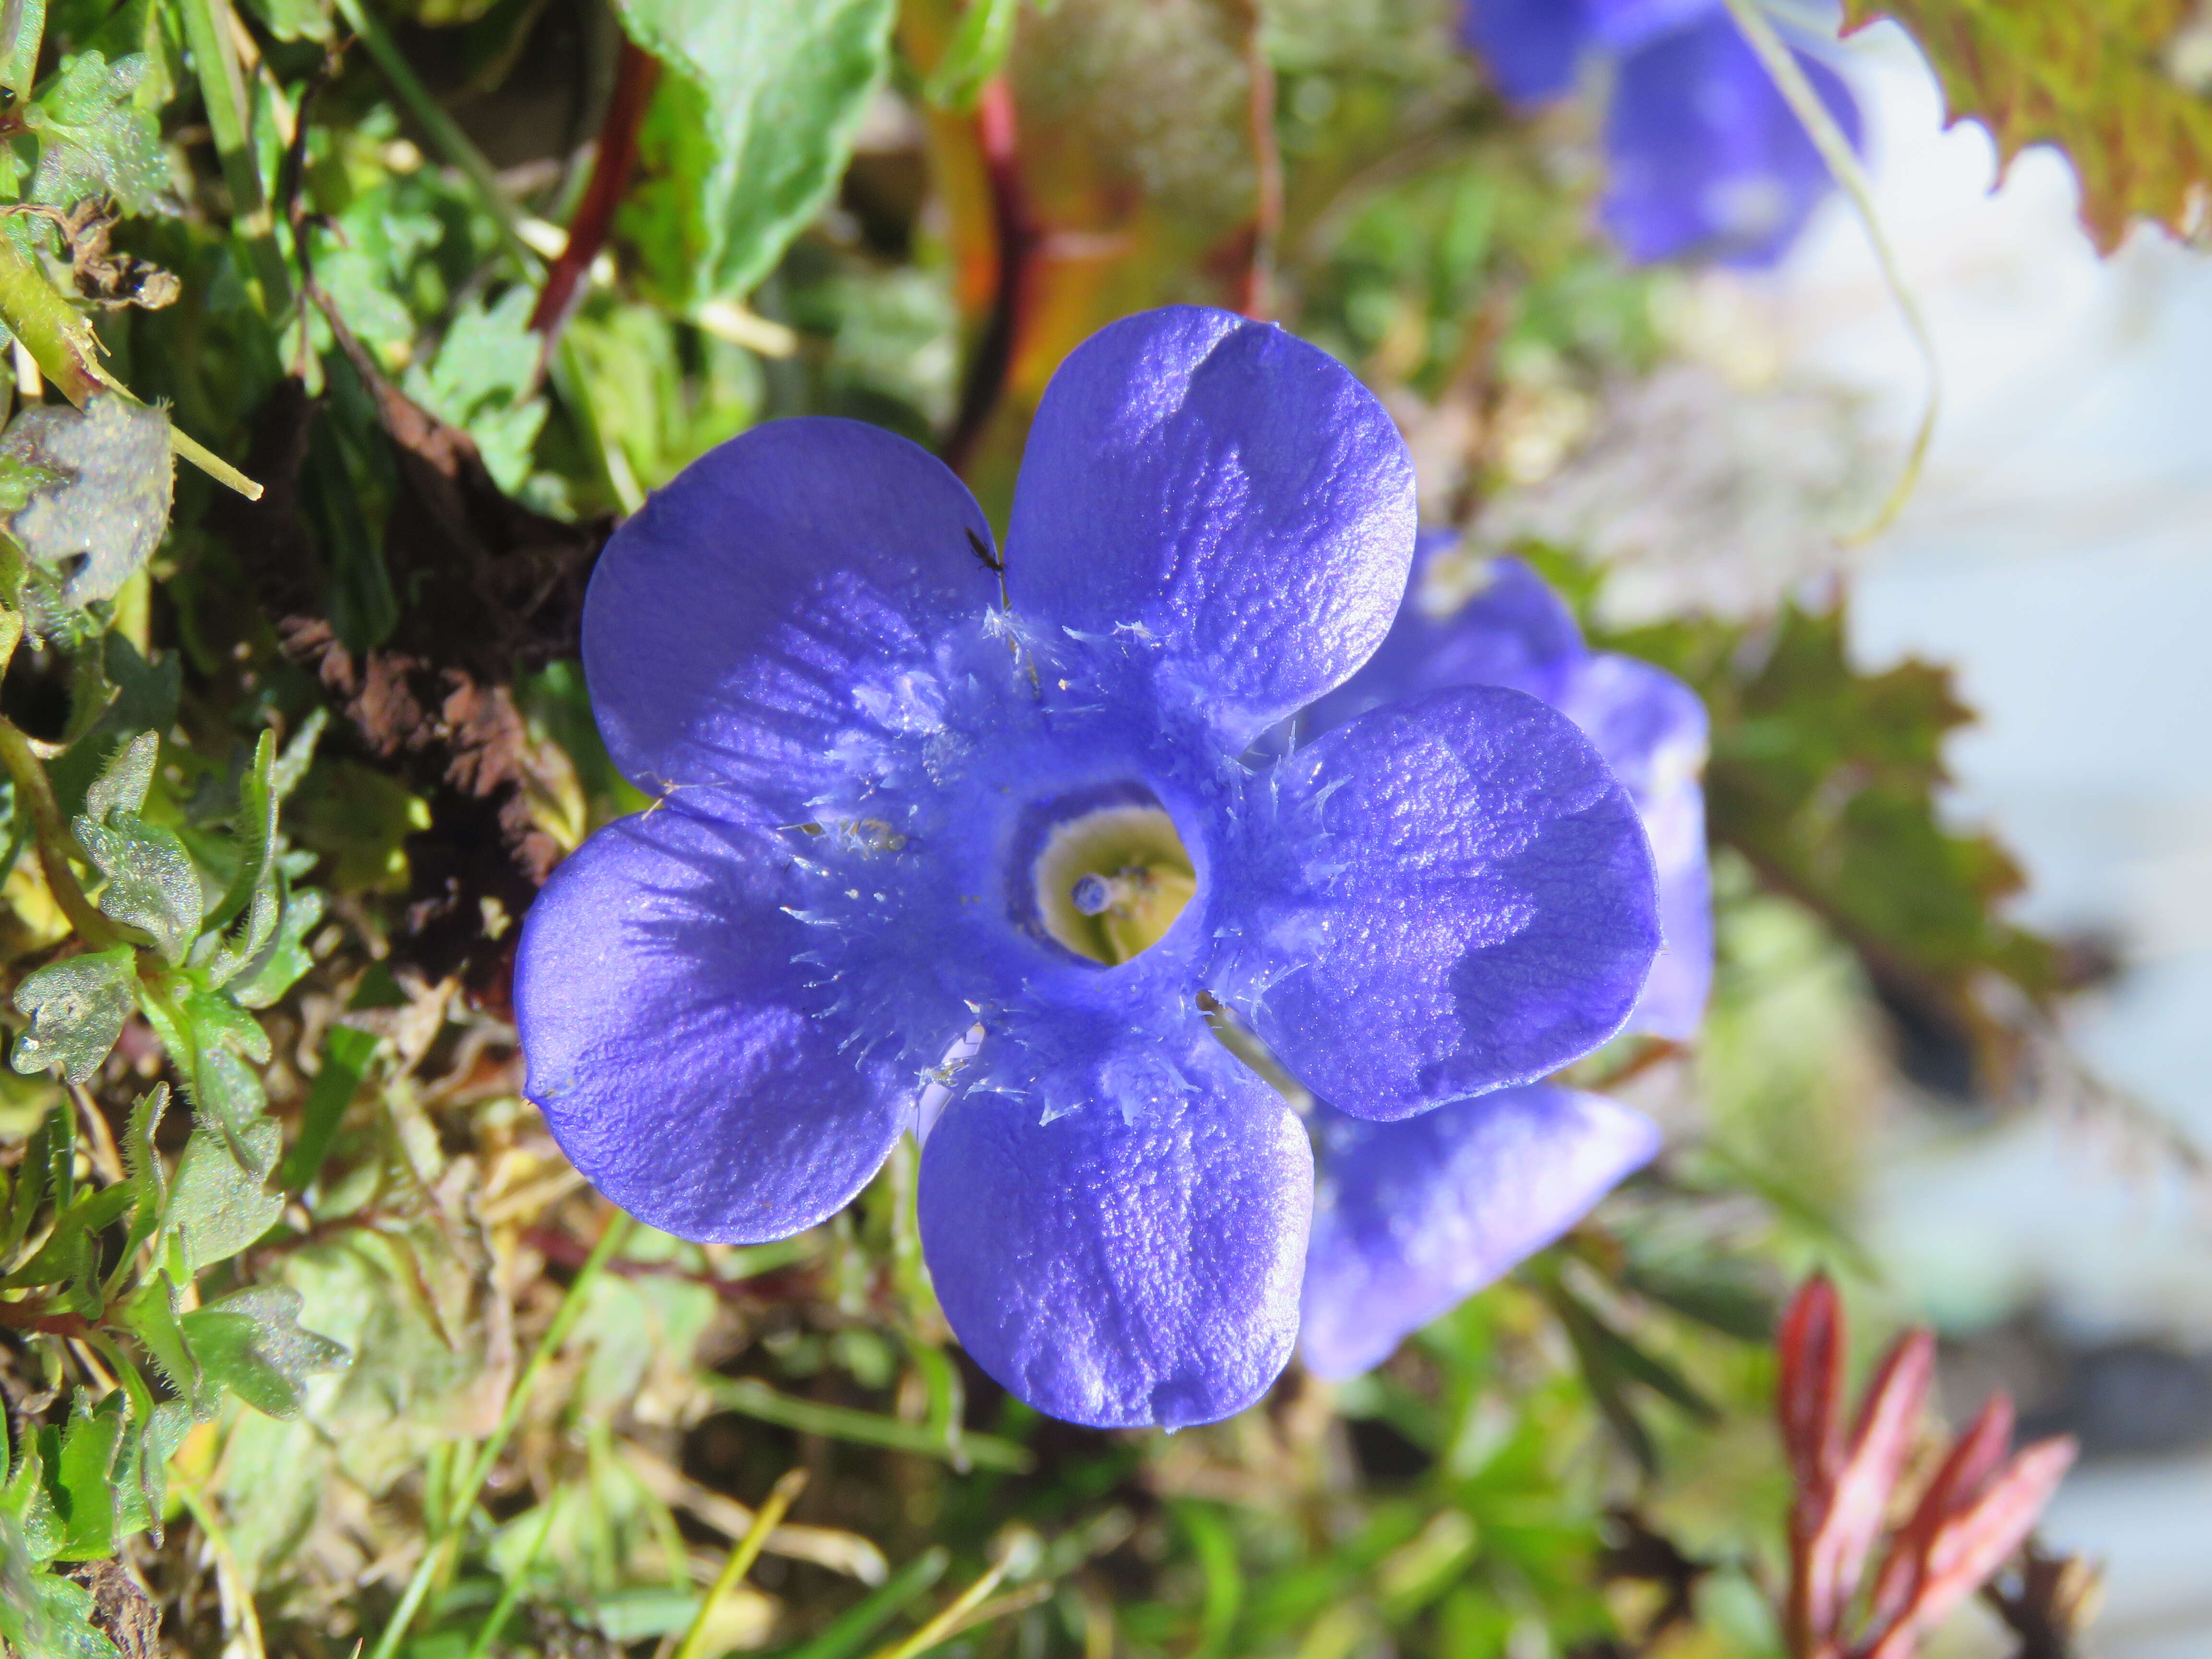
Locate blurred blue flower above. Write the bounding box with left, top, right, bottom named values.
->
left=1297, top=547, right=1708, bottom=1376
left=1462, top=0, right=1863, bottom=266
left=515, top=307, right=1664, bottom=1430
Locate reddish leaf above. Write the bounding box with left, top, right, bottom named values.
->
left=1864, top=1394, right=2015, bottom=1635
left=1778, top=1274, right=1846, bottom=1494
left=1865, top=1437, right=2079, bottom=1659
left=1808, top=1329, right=1935, bottom=1639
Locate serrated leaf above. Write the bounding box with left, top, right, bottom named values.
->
left=120, top=1274, right=204, bottom=1417
left=1846, top=0, right=2212, bottom=252
left=110, top=1398, right=188, bottom=1541
left=24, top=51, right=171, bottom=216
left=204, top=730, right=276, bottom=935
left=180, top=1285, right=348, bottom=1419
left=168, top=1119, right=282, bottom=1273
left=12, top=945, right=136, bottom=1084
left=0, top=397, right=174, bottom=611
left=613, top=0, right=896, bottom=305
left=228, top=884, right=325, bottom=1009
left=48, top=1391, right=124, bottom=1561
left=113, top=1083, right=169, bottom=1272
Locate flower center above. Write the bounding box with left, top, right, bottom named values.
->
left=1028, top=793, right=1196, bottom=966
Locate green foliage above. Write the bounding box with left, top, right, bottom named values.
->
left=22, top=51, right=170, bottom=216
left=11, top=947, right=134, bottom=1083
left=613, top=0, right=898, bottom=305
left=1845, top=0, right=2212, bottom=251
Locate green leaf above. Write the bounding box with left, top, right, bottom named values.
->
left=48, top=1390, right=124, bottom=1561
left=240, top=0, right=332, bottom=43
left=180, top=1285, right=349, bottom=1419
left=923, top=0, right=1020, bottom=110
left=0, top=1428, right=60, bottom=1563
left=1, top=1179, right=131, bottom=1287
left=398, top=287, right=546, bottom=493
left=75, top=733, right=201, bottom=962
left=110, top=1398, right=188, bottom=1540
left=23, top=51, right=171, bottom=217
left=0, top=1517, right=123, bottom=1659
left=1846, top=0, right=2212, bottom=252
left=612, top=0, right=896, bottom=305
left=0, top=1111, right=49, bottom=1262
left=167, top=1118, right=283, bottom=1273
left=276, top=1022, right=377, bottom=1192
left=120, top=1274, right=204, bottom=1418
left=11, top=945, right=137, bottom=1084
left=0, top=0, right=47, bottom=99
left=204, top=729, right=276, bottom=935
left=112, top=1082, right=169, bottom=1271
left=227, top=883, right=325, bottom=1008
left=0, top=396, right=174, bottom=612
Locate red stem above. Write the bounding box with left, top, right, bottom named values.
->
left=529, top=40, right=662, bottom=347
left=941, top=76, right=1041, bottom=480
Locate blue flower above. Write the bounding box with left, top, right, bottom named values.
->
left=515, top=308, right=1662, bottom=1429
left=1461, top=0, right=1863, bottom=266
left=1296, top=547, right=1709, bottom=1378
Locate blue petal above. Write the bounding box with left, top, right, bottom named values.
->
left=1586, top=0, right=1725, bottom=53
left=1006, top=307, right=1417, bottom=746
left=1303, top=553, right=1584, bottom=728
left=1300, top=1085, right=1660, bottom=1379
left=919, top=1020, right=1311, bottom=1429
left=1219, top=685, right=1659, bottom=1119
left=583, top=417, right=999, bottom=819
left=516, top=804, right=906, bottom=1243
left=1601, top=12, right=1862, bottom=267
left=1308, top=555, right=1713, bottom=1040
left=1549, top=652, right=1712, bottom=1037
left=1460, top=0, right=1594, bottom=104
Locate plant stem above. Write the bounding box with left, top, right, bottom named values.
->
left=0, top=233, right=100, bottom=404
left=671, top=1467, right=809, bottom=1659
left=0, top=716, right=118, bottom=946
left=528, top=39, right=660, bottom=349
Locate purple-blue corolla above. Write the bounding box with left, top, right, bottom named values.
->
left=1296, top=548, right=1710, bottom=1378
left=514, top=308, right=1662, bottom=1429
left=1462, top=0, right=1864, bottom=266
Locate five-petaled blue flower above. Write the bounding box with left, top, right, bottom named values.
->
left=1462, top=0, right=1864, bottom=266
left=1296, top=548, right=1711, bottom=1377
left=515, top=308, right=1662, bottom=1430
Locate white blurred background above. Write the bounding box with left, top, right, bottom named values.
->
left=1778, top=22, right=2212, bottom=1656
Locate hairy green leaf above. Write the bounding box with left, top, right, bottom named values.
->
left=613, top=0, right=896, bottom=304
left=11, top=945, right=136, bottom=1083
left=0, top=397, right=174, bottom=611
left=180, top=1285, right=349, bottom=1419
left=49, top=1391, right=124, bottom=1561
left=168, top=1119, right=283, bottom=1273
left=24, top=51, right=170, bottom=216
